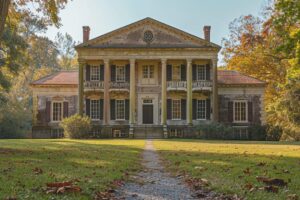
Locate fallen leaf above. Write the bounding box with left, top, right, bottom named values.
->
left=262, top=185, right=279, bottom=193
left=243, top=168, right=251, bottom=175
left=287, top=194, right=299, bottom=200
left=32, top=167, right=43, bottom=175
left=257, top=162, right=266, bottom=167
left=256, top=177, right=287, bottom=187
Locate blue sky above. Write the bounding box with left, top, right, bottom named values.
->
left=46, top=0, right=267, bottom=61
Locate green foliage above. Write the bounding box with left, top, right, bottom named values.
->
left=248, top=124, right=267, bottom=140
left=196, top=122, right=234, bottom=139
left=266, top=125, right=283, bottom=141
left=60, top=114, right=92, bottom=139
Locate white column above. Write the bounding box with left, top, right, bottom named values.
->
left=212, top=58, right=218, bottom=121
left=186, top=59, right=193, bottom=125
left=103, top=59, right=110, bottom=125
left=161, top=59, right=167, bottom=125
left=129, top=58, right=136, bottom=125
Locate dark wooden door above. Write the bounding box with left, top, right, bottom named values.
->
left=143, top=105, right=153, bottom=124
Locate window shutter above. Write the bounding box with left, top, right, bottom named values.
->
left=125, top=64, right=130, bottom=82
left=167, top=99, right=172, bottom=119
left=167, top=64, right=172, bottom=81
left=100, top=64, right=104, bottom=81
left=206, top=99, right=211, bottom=120
left=181, top=64, right=186, bottom=81
left=125, top=99, right=129, bottom=120
left=86, top=99, right=90, bottom=117
left=248, top=101, right=253, bottom=122
left=192, top=64, right=197, bottom=81
left=99, top=99, right=104, bottom=120
left=63, top=102, right=69, bottom=118
left=110, top=99, right=115, bottom=120
left=206, top=64, right=210, bottom=80
left=111, top=65, right=116, bottom=82
left=228, top=101, right=233, bottom=122
left=181, top=99, right=186, bottom=120
left=46, top=101, right=51, bottom=122
left=86, top=65, right=90, bottom=81
left=192, top=99, right=197, bottom=120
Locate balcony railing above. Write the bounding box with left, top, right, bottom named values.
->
left=110, top=82, right=130, bottom=90
left=192, top=80, right=212, bottom=91
left=167, top=81, right=187, bottom=91
left=84, top=81, right=104, bottom=90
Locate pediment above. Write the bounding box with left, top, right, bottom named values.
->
left=77, top=18, right=220, bottom=49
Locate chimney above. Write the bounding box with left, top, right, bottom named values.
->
left=82, top=26, right=90, bottom=43
left=203, top=26, right=211, bottom=42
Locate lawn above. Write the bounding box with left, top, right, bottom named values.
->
left=154, top=140, right=300, bottom=200
left=0, top=139, right=145, bottom=200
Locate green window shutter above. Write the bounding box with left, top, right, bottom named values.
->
left=167, top=99, right=172, bottom=119
left=99, top=99, right=104, bottom=120
left=111, top=65, right=116, bottom=82
left=110, top=99, right=115, bottom=120
left=206, top=64, right=210, bottom=80
left=248, top=101, right=253, bottom=122
left=206, top=98, right=211, bottom=120
left=192, top=64, right=197, bottom=80
left=228, top=101, right=233, bottom=122
left=46, top=101, right=51, bottom=122
left=86, top=65, right=90, bottom=81
left=125, top=64, right=130, bottom=82
left=85, top=99, right=90, bottom=117
left=63, top=102, right=69, bottom=118
left=181, top=99, right=186, bottom=120
left=192, top=99, right=197, bottom=119
left=100, top=64, right=104, bottom=81
left=167, top=65, right=172, bottom=81
left=181, top=64, right=186, bottom=81
left=125, top=99, right=129, bottom=120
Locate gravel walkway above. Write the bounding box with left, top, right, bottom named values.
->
left=114, top=140, right=196, bottom=200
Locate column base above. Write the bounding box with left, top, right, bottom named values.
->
left=163, top=125, right=168, bottom=138
left=129, top=126, right=134, bottom=138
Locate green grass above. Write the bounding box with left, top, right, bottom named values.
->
left=0, top=139, right=145, bottom=200
left=154, top=140, right=300, bottom=200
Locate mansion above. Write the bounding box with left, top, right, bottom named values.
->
left=31, top=18, right=266, bottom=139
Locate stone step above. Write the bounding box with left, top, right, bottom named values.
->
left=133, top=126, right=164, bottom=139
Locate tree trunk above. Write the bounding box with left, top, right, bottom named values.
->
left=0, top=0, right=10, bottom=40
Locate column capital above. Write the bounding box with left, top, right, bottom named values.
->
left=186, top=58, right=193, bottom=64
left=103, top=58, right=110, bottom=65
left=78, top=58, right=86, bottom=65
left=161, top=58, right=167, bottom=65
left=211, top=58, right=218, bottom=65
left=129, top=58, right=135, bottom=65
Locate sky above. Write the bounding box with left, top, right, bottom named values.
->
left=45, top=0, right=268, bottom=62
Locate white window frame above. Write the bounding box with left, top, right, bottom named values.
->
left=115, top=99, right=125, bottom=120
left=90, top=99, right=100, bottom=120
left=172, top=65, right=181, bottom=81
left=196, top=99, right=206, bottom=120
left=116, top=66, right=125, bottom=82
left=90, top=66, right=100, bottom=81
left=172, top=99, right=181, bottom=120
left=233, top=100, right=248, bottom=123
left=51, top=101, right=63, bottom=122
left=196, top=65, right=206, bottom=80
left=142, top=65, right=154, bottom=79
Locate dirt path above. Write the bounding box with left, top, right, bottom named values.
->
left=114, top=140, right=196, bottom=200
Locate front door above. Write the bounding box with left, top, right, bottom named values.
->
left=143, top=104, right=153, bottom=124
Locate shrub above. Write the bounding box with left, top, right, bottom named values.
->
left=249, top=124, right=267, bottom=140
left=196, top=122, right=234, bottom=139
left=60, top=114, right=91, bottom=139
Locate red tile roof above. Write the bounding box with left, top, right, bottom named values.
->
left=31, top=71, right=78, bottom=86
left=31, top=70, right=265, bottom=86
left=217, top=70, right=265, bottom=86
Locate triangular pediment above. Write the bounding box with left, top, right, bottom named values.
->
left=76, top=18, right=220, bottom=49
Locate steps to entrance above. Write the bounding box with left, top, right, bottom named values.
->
left=133, top=125, right=164, bottom=139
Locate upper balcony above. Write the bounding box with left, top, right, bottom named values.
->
left=192, top=80, right=212, bottom=91
left=109, top=82, right=130, bottom=92
left=84, top=81, right=104, bottom=91
left=167, top=81, right=187, bottom=91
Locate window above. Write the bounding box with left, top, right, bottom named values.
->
left=196, top=65, right=206, bottom=80
left=52, top=102, right=63, bottom=122
left=90, top=100, right=100, bottom=120
left=172, top=65, right=181, bottom=81
left=197, top=100, right=206, bottom=119
left=143, top=65, right=154, bottom=79
left=116, top=66, right=125, bottom=82
left=91, top=66, right=100, bottom=81
left=116, top=100, right=125, bottom=120
left=172, top=99, right=181, bottom=120
left=234, top=101, right=248, bottom=122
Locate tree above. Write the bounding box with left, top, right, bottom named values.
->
left=0, top=0, right=70, bottom=37
left=55, top=32, right=78, bottom=69
left=222, top=0, right=300, bottom=140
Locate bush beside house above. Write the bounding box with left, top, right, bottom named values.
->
left=60, top=114, right=91, bottom=139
